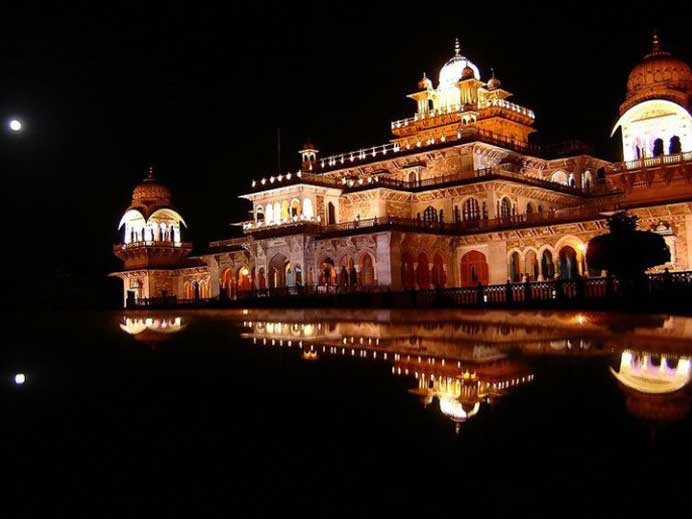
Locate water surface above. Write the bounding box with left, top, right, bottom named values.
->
left=4, top=309, right=692, bottom=516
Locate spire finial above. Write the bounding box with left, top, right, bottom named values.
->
left=652, top=29, right=661, bottom=53
left=491, top=67, right=496, bottom=78
left=454, top=37, right=461, bottom=57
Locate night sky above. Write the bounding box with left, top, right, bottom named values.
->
left=2, top=1, right=691, bottom=305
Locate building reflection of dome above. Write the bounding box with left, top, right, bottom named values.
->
left=611, top=350, right=692, bottom=422
left=120, top=316, right=185, bottom=344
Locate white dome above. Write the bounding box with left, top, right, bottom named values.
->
left=439, top=55, right=481, bottom=87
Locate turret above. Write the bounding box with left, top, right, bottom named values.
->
left=299, top=141, right=319, bottom=171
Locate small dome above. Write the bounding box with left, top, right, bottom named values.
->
left=624, top=33, right=692, bottom=111
left=487, top=68, right=502, bottom=90
left=461, top=65, right=475, bottom=80
left=418, top=72, right=433, bottom=90
left=132, top=168, right=172, bottom=204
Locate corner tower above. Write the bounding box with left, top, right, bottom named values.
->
left=111, top=168, right=193, bottom=306
left=612, top=33, right=692, bottom=161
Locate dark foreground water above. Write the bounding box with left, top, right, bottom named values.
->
left=3, top=308, right=692, bottom=517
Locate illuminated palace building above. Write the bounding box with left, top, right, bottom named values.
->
left=113, top=35, right=692, bottom=304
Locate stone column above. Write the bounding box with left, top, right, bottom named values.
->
left=376, top=232, right=395, bottom=289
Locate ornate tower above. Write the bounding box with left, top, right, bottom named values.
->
left=612, top=32, right=692, bottom=161
left=111, top=168, right=193, bottom=306
left=299, top=141, right=319, bottom=171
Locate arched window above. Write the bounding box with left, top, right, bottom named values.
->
left=551, top=171, right=568, bottom=185
left=500, top=198, right=512, bottom=218
left=462, top=198, right=480, bottom=221
left=265, top=203, right=274, bottom=223
left=670, top=135, right=682, bottom=154
left=255, top=205, right=264, bottom=222
left=290, top=199, right=301, bottom=218
left=423, top=206, right=438, bottom=223
left=408, top=171, right=417, bottom=184
left=327, top=202, right=336, bottom=225
left=303, top=198, right=314, bottom=219
left=526, top=202, right=534, bottom=215
left=653, top=138, right=665, bottom=157
left=582, top=171, right=593, bottom=192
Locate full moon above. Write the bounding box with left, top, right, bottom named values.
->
left=9, top=119, right=22, bottom=132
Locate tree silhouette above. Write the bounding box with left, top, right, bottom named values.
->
left=586, top=213, right=670, bottom=280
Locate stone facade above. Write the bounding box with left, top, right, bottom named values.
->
left=110, top=36, right=692, bottom=306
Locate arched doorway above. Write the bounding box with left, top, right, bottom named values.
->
left=192, top=280, right=200, bottom=300
left=359, top=254, right=375, bottom=286
left=258, top=268, right=266, bottom=289
left=293, top=264, right=303, bottom=287
left=237, top=266, right=251, bottom=292
left=222, top=268, right=233, bottom=298
left=509, top=251, right=522, bottom=282
left=460, top=251, right=489, bottom=287
left=417, top=252, right=431, bottom=289
left=541, top=250, right=555, bottom=280
left=338, top=256, right=355, bottom=286
left=320, top=258, right=337, bottom=286
left=431, top=254, right=447, bottom=288
left=525, top=250, right=539, bottom=281
left=401, top=252, right=416, bottom=289
left=559, top=246, right=579, bottom=280
left=268, top=254, right=289, bottom=289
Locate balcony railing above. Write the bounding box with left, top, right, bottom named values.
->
left=114, top=240, right=191, bottom=251
left=610, top=151, right=692, bottom=172
left=318, top=206, right=611, bottom=237
left=313, top=127, right=541, bottom=173
left=127, top=271, right=692, bottom=310
left=345, top=166, right=587, bottom=195
left=390, top=99, right=535, bottom=130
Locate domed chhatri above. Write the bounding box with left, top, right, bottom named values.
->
left=622, top=31, right=692, bottom=113
left=613, top=32, right=692, bottom=162
left=131, top=166, right=172, bottom=205
left=418, top=72, right=433, bottom=91
left=487, top=68, right=502, bottom=91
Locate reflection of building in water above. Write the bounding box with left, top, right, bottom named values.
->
left=611, top=350, right=692, bottom=422
left=400, top=354, right=533, bottom=433
left=120, top=316, right=186, bottom=345
left=242, top=317, right=534, bottom=432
